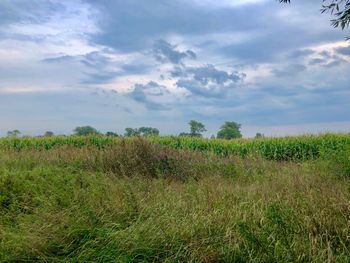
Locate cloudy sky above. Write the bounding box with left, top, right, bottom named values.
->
left=0, top=0, right=349, bottom=137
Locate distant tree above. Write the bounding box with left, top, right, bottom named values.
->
left=124, top=128, right=140, bottom=137
left=106, top=131, right=119, bottom=137
left=280, top=0, right=350, bottom=38
left=255, top=132, right=264, bottom=139
left=124, top=127, right=159, bottom=137
left=189, top=120, right=206, bottom=137
left=7, top=130, right=21, bottom=137
left=73, top=126, right=99, bottom=136
left=44, top=131, right=54, bottom=137
left=210, top=135, right=216, bottom=139
left=217, top=122, right=242, bottom=140
left=138, top=127, right=160, bottom=136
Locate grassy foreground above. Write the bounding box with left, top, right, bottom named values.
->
left=0, top=138, right=349, bottom=262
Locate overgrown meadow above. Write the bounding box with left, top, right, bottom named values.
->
left=0, top=134, right=349, bottom=262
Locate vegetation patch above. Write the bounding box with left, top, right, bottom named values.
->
left=0, top=137, right=349, bottom=261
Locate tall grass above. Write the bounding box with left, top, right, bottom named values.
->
left=0, top=139, right=349, bottom=261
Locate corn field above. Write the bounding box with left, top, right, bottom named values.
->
left=0, top=133, right=349, bottom=161
left=152, top=133, right=350, bottom=161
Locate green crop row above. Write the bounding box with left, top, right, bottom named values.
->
left=0, top=133, right=349, bottom=161
left=0, top=136, right=116, bottom=151
left=151, top=133, right=350, bottom=161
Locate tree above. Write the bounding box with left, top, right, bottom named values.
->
left=73, top=126, right=99, bottom=136
left=124, top=127, right=159, bottom=137
left=138, top=127, right=160, bottom=136
left=217, top=122, right=242, bottom=140
left=124, top=128, right=140, bottom=137
left=106, top=131, right=118, bottom=137
left=44, top=131, right=54, bottom=137
left=7, top=130, right=21, bottom=137
left=280, top=0, right=350, bottom=38
left=255, top=132, right=264, bottom=138
left=189, top=120, right=206, bottom=137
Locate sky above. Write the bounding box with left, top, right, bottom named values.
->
left=0, top=0, right=349, bottom=137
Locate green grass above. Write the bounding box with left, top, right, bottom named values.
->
left=0, top=138, right=349, bottom=262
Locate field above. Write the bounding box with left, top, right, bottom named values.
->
left=0, top=135, right=350, bottom=262
left=1, top=133, right=350, bottom=161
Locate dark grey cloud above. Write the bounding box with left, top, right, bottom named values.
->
left=189, top=64, right=242, bottom=85
left=51, top=0, right=346, bottom=79
left=128, top=81, right=169, bottom=110
left=219, top=26, right=342, bottom=63
left=309, top=58, right=327, bottom=66
left=120, top=63, right=151, bottom=75
left=88, top=0, right=337, bottom=61
left=81, top=72, right=118, bottom=85
left=79, top=52, right=121, bottom=84
left=335, top=45, right=350, bottom=56
left=85, top=0, right=261, bottom=52
left=81, top=52, right=112, bottom=69
left=153, top=40, right=196, bottom=64
left=43, top=52, right=119, bottom=85
left=210, top=1, right=344, bottom=64
left=319, top=51, right=332, bottom=59
left=272, top=64, right=307, bottom=77
left=175, top=64, right=245, bottom=98
left=176, top=79, right=226, bottom=98
left=0, top=0, right=63, bottom=26
left=323, top=59, right=346, bottom=68
left=133, top=81, right=168, bottom=97
left=307, top=53, right=347, bottom=67
left=43, top=49, right=158, bottom=86
left=170, top=66, right=188, bottom=78
left=42, top=55, right=75, bottom=63
left=288, top=49, right=315, bottom=59
left=114, top=104, right=133, bottom=114
left=42, top=52, right=110, bottom=67
left=90, top=88, right=119, bottom=97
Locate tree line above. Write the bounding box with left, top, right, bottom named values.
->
left=5, top=121, right=265, bottom=139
